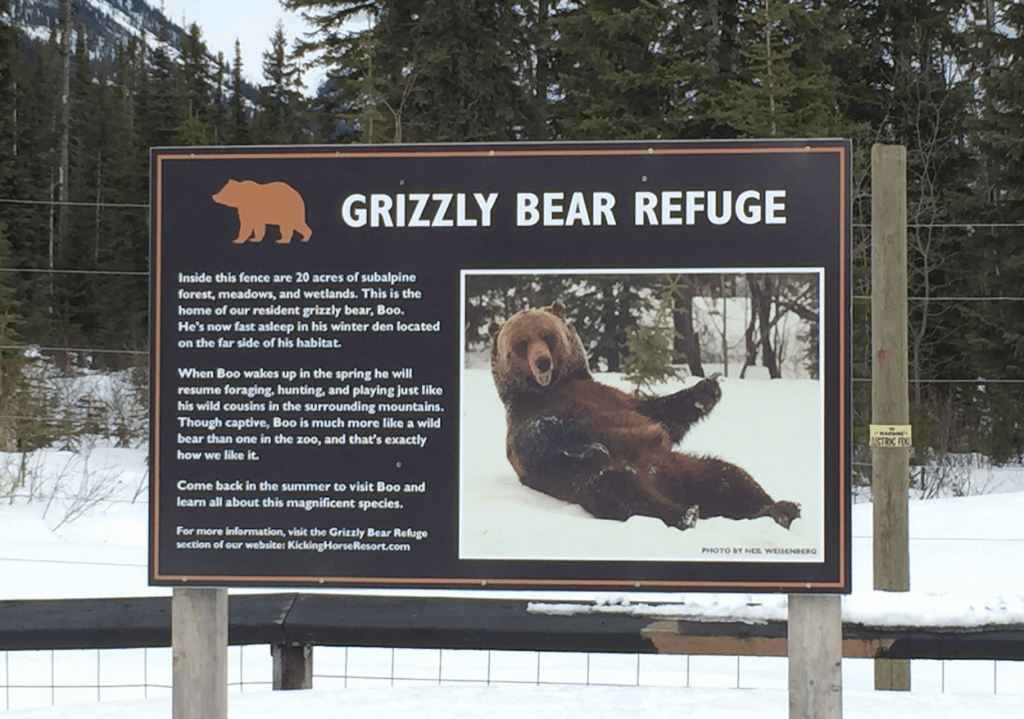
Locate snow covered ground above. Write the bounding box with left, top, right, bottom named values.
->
left=4, top=371, right=1024, bottom=716
left=459, top=369, right=824, bottom=562
left=6, top=684, right=1024, bottom=719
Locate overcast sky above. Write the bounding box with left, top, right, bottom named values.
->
left=160, top=0, right=331, bottom=89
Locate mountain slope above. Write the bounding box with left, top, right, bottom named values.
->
left=12, top=0, right=184, bottom=59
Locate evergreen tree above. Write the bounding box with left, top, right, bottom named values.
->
left=877, top=0, right=982, bottom=456
left=0, top=0, right=15, bottom=180
left=228, top=40, right=251, bottom=144
left=0, top=3, right=53, bottom=442
left=0, top=0, right=24, bottom=405
left=693, top=1, right=861, bottom=141
left=94, top=42, right=149, bottom=358
left=663, top=0, right=746, bottom=140
left=621, top=279, right=681, bottom=393
left=141, top=30, right=184, bottom=148
left=670, top=274, right=709, bottom=378
left=520, top=0, right=554, bottom=140
left=60, top=28, right=100, bottom=341
left=284, top=0, right=534, bottom=142
left=973, top=1, right=1024, bottom=219
left=12, top=34, right=64, bottom=345
left=576, top=275, right=650, bottom=372
left=177, top=23, right=213, bottom=144
left=251, top=22, right=307, bottom=144
left=209, top=51, right=229, bottom=144
left=548, top=0, right=678, bottom=140
left=0, top=222, right=33, bottom=452
left=955, top=1, right=1024, bottom=460
left=280, top=0, right=393, bottom=142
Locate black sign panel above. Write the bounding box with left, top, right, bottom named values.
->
left=150, top=141, right=851, bottom=591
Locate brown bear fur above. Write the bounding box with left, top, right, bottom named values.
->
left=488, top=300, right=800, bottom=531
left=212, top=179, right=312, bottom=244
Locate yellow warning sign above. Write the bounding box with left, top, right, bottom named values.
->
left=870, top=424, right=912, bottom=448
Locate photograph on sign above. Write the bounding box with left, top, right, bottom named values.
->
left=460, top=269, right=825, bottom=562
left=151, top=140, right=850, bottom=591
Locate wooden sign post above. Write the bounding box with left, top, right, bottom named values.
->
left=871, top=143, right=911, bottom=690
left=788, top=594, right=842, bottom=718
left=172, top=587, right=228, bottom=719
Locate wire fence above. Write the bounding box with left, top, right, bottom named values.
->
left=3, top=645, right=1024, bottom=711
left=1, top=205, right=1022, bottom=709
left=2, top=263, right=1024, bottom=383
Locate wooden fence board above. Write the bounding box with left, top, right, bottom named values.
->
left=2, top=593, right=1023, bottom=661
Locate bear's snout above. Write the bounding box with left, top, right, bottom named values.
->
left=527, top=340, right=554, bottom=387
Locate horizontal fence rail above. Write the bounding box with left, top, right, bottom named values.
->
left=2, top=593, right=1024, bottom=663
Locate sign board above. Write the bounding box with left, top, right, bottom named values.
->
left=150, top=141, right=851, bottom=591
left=870, top=424, right=912, bottom=448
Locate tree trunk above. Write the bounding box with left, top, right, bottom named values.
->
left=720, top=274, right=729, bottom=377
left=94, top=149, right=102, bottom=262
left=757, top=274, right=781, bottom=378
left=48, top=171, right=55, bottom=310
left=740, top=280, right=758, bottom=379
left=58, top=0, right=71, bottom=251
left=532, top=0, right=549, bottom=139
left=705, top=0, right=720, bottom=67
left=743, top=274, right=781, bottom=379
left=765, top=0, right=775, bottom=136
left=673, top=282, right=704, bottom=377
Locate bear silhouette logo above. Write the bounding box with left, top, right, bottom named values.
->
left=212, top=179, right=312, bottom=244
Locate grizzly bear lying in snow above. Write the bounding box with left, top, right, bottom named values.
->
left=487, top=300, right=800, bottom=531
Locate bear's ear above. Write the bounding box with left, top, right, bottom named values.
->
left=550, top=300, right=566, bottom=319
left=487, top=321, right=503, bottom=340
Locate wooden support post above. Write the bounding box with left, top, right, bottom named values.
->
left=272, top=644, right=314, bottom=689
left=871, top=143, right=911, bottom=691
left=788, top=594, right=842, bottom=719
left=172, top=587, right=228, bottom=719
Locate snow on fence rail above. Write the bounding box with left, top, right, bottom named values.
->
left=3, top=592, right=1024, bottom=662
left=4, top=592, right=1024, bottom=710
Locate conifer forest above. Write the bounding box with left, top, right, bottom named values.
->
left=1, top=1, right=1023, bottom=485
